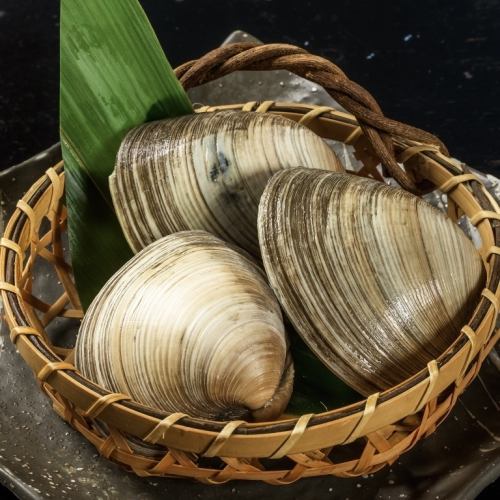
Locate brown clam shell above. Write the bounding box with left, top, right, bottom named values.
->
left=110, top=111, right=343, bottom=256
left=75, top=231, right=293, bottom=421
left=258, top=168, right=485, bottom=395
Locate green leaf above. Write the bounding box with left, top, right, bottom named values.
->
left=60, top=0, right=193, bottom=310
left=286, top=331, right=361, bottom=415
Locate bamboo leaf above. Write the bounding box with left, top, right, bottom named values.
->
left=286, top=331, right=361, bottom=415
left=60, top=0, right=193, bottom=309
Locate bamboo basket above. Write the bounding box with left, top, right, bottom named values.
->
left=1, top=44, right=499, bottom=484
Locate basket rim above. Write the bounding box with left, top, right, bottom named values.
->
left=1, top=102, right=499, bottom=459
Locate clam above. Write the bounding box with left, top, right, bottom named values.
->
left=110, top=111, right=343, bottom=256
left=75, top=230, right=293, bottom=421
left=258, top=168, right=485, bottom=395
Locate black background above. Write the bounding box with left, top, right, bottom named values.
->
left=0, top=0, right=499, bottom=498
left=1, top=0, right=500, bottom=174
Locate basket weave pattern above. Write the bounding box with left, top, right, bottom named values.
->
left=1, top=45, right=499, bottom=484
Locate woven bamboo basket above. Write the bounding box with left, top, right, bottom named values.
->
left=1, top=44, right=499, bottom=484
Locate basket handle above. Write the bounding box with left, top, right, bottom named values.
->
left=175, top=42, right=449, bottom=194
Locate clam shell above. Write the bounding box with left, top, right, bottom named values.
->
left=110, top=111, right=343, bottom=256
left=258, top=168, right=485, bottom=395
left=75, top=230, right=293, bottom=421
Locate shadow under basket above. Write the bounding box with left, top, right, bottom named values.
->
left=1, top=44, right=500, bottom=484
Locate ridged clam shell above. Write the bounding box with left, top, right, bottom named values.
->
left=110, top=111, right=343, bottom=256
left=75, top=230, right=293, bottom=421
left=258, top=168, right=485, bottom=395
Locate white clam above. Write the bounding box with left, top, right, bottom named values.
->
left=258, top=168, right=485, bottom=395
left=75, top=231, right=293, bottom=421
left=110, top=111, right=343, bottom=256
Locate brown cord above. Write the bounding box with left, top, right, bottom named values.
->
left=175, top=42, right=448, bottom=193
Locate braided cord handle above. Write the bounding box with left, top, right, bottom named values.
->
left=175, top=43, right=449, bottom=193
